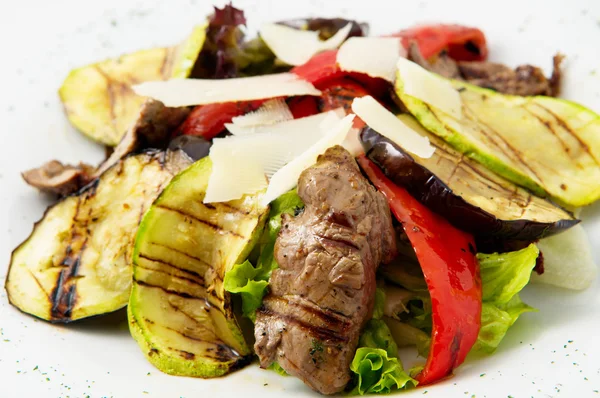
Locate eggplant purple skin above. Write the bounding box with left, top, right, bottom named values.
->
left=360, top=128, right=579, bottom=241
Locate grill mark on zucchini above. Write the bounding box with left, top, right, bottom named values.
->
left=215, top=202, right=251, bottom=216
left=166, top=302, right=219, bottom=334
left=164, top=326, right=211, bottom=344
left=147, top=241, right=212, bottom=268
left=424, top=102, right=519, bottom=167
left=94, top=66, right=120, bottom=134
left=27, top=270, right=51, bottom=300
left=133, top=278, right=206, bottom=301
left=137, top=253, right=205, bottom=281
left=50, top=195, right=90, bottom=321
left=461, top=101, right=545, bottom=184
left=521, top=105, right=575, bottom=159
left=136, top=264, right=205, bottom=286
left=156, top=205, right=245, bottom=239
left=532, top=103, right=600, bottom=165
left=175, top=349, right=196, bottom=360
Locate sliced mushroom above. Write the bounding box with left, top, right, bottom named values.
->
left=21, top=161, right=94, bottom=196
left=94, top=99, right=191, bottom=176
left=23, top=100, right=190, bottom=197
left=407, top=41, right=461, bottom=79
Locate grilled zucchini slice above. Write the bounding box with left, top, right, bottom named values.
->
left=5, top=150, right=192, bottom=322
left=129, top=157, right=269, bottom=378
left=59, top=24, right=207, bottom=146
left=395, top=73, right=600, bottom=207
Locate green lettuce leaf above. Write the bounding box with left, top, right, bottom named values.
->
left=359, top=319, right=399, bottom=359
left=478, top=244, right=540, bottom=305
left=384, top=318, right=431, bottom=358
left=257, top=190, right=305, bottom=273
left=372, top=288, right=386, bottom=320
left=404, top=297, right=432, bottom=334
left=224, top=190, right=304, bottom=321
left=382, top=244, right=540, bottom=357
left=474, top=244, right=539, bottom=352
left=476, top=296, right=535, bottom=353
left=268, top=362, right=288, bottom=376
left=350, top=348, right=417, bottom=395
left=350, top=289, right=417, bottom=395
left=223, top=260, right=269, bottom=322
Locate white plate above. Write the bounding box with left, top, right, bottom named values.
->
left=1, top=0, right=599, bottom=397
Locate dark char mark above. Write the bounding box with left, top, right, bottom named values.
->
left=156, top=205, right=245, bottom=239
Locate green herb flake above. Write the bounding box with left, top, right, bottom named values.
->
left=309, top=339, right=324, bottom=356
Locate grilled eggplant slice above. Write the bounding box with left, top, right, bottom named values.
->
left=59, top=24, right=207, bottom=146
left=5, top=150, right=192, bottom=322
left=362, top=115, right=578, bottom=240
left=129, top=157, right=269, bottom=378
left=394, top=74, right=600, bottom=207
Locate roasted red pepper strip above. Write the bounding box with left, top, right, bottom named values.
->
left=287, top=96, right=319, bottom=119
left=317, top=77, right=372, bottom=129
left=390, top=24, right=488, bottom=61
left=291, top=50, right=390, bottom=98
left=178, top=100, right=264, bottom=139
left=291, top=50, right=344, bottom=87
left=357, top=156, right=482, bottom=385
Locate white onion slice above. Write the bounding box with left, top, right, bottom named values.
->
left=396, top=57, right=462, bottom=119
left=133, top=73, right=321, bottom=107
left=351, top=96, right=435, bottom=158
left=262, top=114, right=355, bottom=206
left=532, top=225, right=598, bottom=290
left=259, top=22, right=352, bottom=66
left=337, top=37, right=404, bottom=82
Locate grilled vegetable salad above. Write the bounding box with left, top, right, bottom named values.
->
left=6, top=3, right=599, bottom=396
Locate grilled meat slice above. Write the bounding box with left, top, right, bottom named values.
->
left=254, top=146, right=396, bottom=395
left=457, top=55, right=563, bottom=97
left=407, top=41, right=564, bottom=97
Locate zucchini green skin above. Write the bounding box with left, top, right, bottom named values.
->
left=129, top=157, right=269, bottom=378
left=5, top=150, right=191, bottom=323
left=395, top=72, right=600, bottom=207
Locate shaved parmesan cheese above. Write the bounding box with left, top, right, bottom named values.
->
left=337, top=37, right=404, bottom=82
left=227, top=107, right=345, bottom=137
left=204, top=141, right=268, bottom=204
left=204, top=110, right=346, bottom=203
left=262, top=114, right=355, bottom=206
left=133, top=73, right=321, bottom=107
left=396, top=57, right=462, bottom=119
left=531, top=225, right=598, bottom=290
left=342, top=127, right=364, bottom=156
left=259, top=22, right=352, bottom=66
left=351, top=96, right=435, bottom=159
left=226, top=99, right=293, bottom=135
